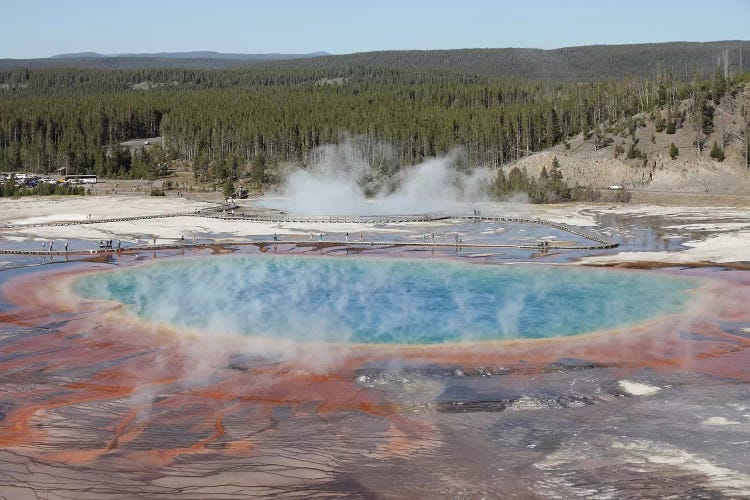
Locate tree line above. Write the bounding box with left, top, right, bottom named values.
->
left=3, top=41, right=748, bottom=80
left=0, top=66, right=745, bottom=187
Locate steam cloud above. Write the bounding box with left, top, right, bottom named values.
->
left=260, top=139, right=494, bottom=215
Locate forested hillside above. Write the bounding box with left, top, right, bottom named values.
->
left=0, top=46, right=748, bottom=193
left=2, top=41, right=748, bottom=80
left=0, top=66, right=480, bottom=95
left=265, top=42, right=750, bottom=81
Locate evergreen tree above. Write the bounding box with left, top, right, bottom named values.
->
left=655, top=114, right=666, bottom=133
left=539, top=165, right=549, bottom=180
left=508, top=167, right=533, bottom=192
left=711, top=68, right=727, bottom=104
left=551, top=156, right=561, bottom=170
left=626, top=143, right=643, bottom=159
left=709, top=141, right=725, bottom=162
left=3, top=174, right=16, bottom=197
left=223, top=178, right=235, bottom=198
left=669, top=142, right=679, bottom=160
left=700, top=97, right=715, bottom=135
left=250, top=153, right=267, bottom=186
left=193, top=152, right=210, bottom=182
left=547, top=157, right=570, bottom=201
left=491, top=169, right=508, bottom=197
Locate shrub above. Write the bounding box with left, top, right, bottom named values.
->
left=709, top=141, right=725, bottom=162
left=669, top=143, right=679, bottom=160
left=626, top=143, right=644, bottom=160
left=655, top=115, right=666, bottom=133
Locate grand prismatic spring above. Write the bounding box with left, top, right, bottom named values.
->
left=75, top=256, right=698, bottom=344
left=1, top=203, right=750, bottom=498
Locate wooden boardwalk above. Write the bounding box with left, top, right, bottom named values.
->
left=0, top=238, right=614, bottom=257
left=0, top=209, right=619, bottom=255
left=459, top=215, right=614, bottom=247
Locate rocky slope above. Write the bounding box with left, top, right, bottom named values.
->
left=509, top=81, right=750, bottom=195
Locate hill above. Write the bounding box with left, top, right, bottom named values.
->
left=50, top=51, right=329, bottom=60
left=507, top=81, right=750, bottom=196
left=1, top=45, right=748, bottom=199
left=267, top=41, right=750, bottom=80
left=2, top=51, right=329, bottom=70
left=49, top=52, right=106, bottom=59
left=3, top=41, right=748, bottom=80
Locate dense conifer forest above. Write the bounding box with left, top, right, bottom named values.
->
left=3, top=41, right=748, bottom=79
left=0, top=42, right=748, bottom=192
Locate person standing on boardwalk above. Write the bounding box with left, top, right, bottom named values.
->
left=345, top=232, right=349, bottom=242
left=64, top=241, right=68, bottom=252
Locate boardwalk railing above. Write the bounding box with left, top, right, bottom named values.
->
left=0, top=238, right=611, bottom=257
left=0, top=208, right=618, bottom=252
left=459, top=213, right=615, bottom=247
left=202, top=211, right=450, bottom=224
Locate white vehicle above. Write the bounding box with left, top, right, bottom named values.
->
left=608, top=184, right=623, bottom=191
left=65, top=174, right=97, bottom=184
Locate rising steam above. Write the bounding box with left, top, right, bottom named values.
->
left=261, top=139, right=494, bottom=215
left=75, top=255, right=698, bottom=350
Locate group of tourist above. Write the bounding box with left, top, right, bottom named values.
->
left=41, top=240, right=69, bottom=252
left=305, top=232, right=362, bottom=242
left=98, top=240, right=121, bottom=250
left=38, top=230, right=478, bottom=254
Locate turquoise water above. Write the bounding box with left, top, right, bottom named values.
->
left=75, top=256, right=699, bottom=344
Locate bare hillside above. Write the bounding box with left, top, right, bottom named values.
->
left=510, top=82, right=750, bottom=195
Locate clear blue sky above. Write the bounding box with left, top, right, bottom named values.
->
left=2, top=0, right=749, bottom=58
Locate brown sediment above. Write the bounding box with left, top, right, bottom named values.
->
left=0, top=261, right=425, bottom=469
left=1, top=252, right=750, bottom=481
left=583, top=260, right=750, bottom=271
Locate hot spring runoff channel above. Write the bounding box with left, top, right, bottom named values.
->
left=75, top=256, right=699, bottom=344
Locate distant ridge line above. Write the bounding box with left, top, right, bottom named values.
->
left=50, top=50, right=330, bottom=60
left=2, top=41, right=748, bottom=79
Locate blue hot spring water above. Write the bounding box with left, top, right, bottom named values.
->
left=74, top=256, right=699, bottom=344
